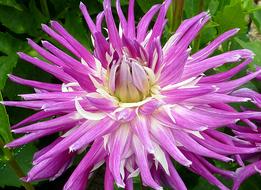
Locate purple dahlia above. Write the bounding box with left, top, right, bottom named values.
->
left=226, top=101, right=261, bottom=190
left=2, top=0, right=261, bottom=189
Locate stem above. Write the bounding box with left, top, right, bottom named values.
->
left=40, top=0, right=50, bottom=18
left=193, top=0, right=204, bottom=53
left=167, top=1, right=174, bottom=32
left=172, top=0, right=185, bottom=32
left=0, top=92, right=35, bottom=190
left=0, top=140, right=35, bottom=190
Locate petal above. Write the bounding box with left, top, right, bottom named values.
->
left=132, top=135, right=163, bottom=190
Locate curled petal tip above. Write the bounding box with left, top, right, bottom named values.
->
left=17, top=52, right=23, bottom=57
left=26, top=38, right=32, bottom=42
left=41, top=40, right=49, bottom=45
left=79, top=1, right=85, bottom=8
left=50, top=20, right=58, bottom=27
left=41, top=23, right=48, bottom=30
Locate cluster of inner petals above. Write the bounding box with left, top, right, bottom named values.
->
left=105, top=52, right=157, bottom=103
left=105, top=55, right=152, bottom=103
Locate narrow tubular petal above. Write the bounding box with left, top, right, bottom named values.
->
left=163, top=12, right=208, bottom=53
left=50, top=20, right=95, bottom=66
left=189, top=28, right=240, bottom=63
left=127, top=0, right=135, bottom=38
left=33, top=138, right=63, bottom=161
left=109, top=125, right=130, bottom=188
left=93, top=32, right=110, bottom=67
left=41, top=41, right=91, bottom=75
left=79, top=2, right=97, bottom=35
left=171, top=105, right=236, bottom=128
left=162, top=86, right=215, bottom=103
left=132, top=135, right=162, bottom=190
left=17, top=52, right=73, bottom=82
left=137, top=4, right=161, bottom=42
left=185, top=93, right=250, bottom=104
left=116, top=0, right=127, bottom=32
left=96, top=11, right=104, bottom=32
left=27, top=38, right=67, bottom=67
left=159, top=48, right=189, bottom=86
left=1, top=100, right=52, bottom=110
left=182, top=50, right=253, bottom=80
left=130, top=116, right=154, bottom=153
left=11, top=110, right=61, bottom=129
left=199, top=58, right=252, bottom=83
left=212, top=70, right=261, bottom=93
left=104, top=158, right=114, bottom=190
left=69, top=118, right=118, bottom=151
left=8, top=74, right=61, bottom=91
left=75, top=98, right=106, bottom=120
left=233, top=161, right=261, bottom=190
left=165, top=155, right=187, bottom=190
left=232, top=88, right=261, bottom=108
left=103, top=0, right=122, bottom=50
left=25, top=151, right=73, bottom=182
left=147, top=0, right=172, bottom=48
left=12, top=112, right=80, bottom=133
left=6, top=123, right=74, bottom=148
left=196, top=156, right=234, bottom=178
left=150, top=119, right=192, bottom=166
left=183, top=151, right=230, bottom=190
left=64, top=138, right=106, bottom=190
left=20, top=91, right=86, bottom=101
left=33, top=120, right=95, bottom=163
left=172, top=130, right=233, bottom=162
left=41, top=24, right=80, bottom=57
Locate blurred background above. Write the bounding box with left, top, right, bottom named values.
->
left=0, top=0, right=260, bottom=189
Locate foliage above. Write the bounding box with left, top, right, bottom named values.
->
left=0, top=0, right=260, bottom=189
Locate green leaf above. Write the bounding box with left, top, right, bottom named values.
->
left=214, top=1, right=248, bottom=35
left=98, top=0, right=129, bottom=7
left=64, top=9, right=91, bottom=50
left=0, top=32, right=26, bottom=90
left=0, top=5, right=33, bottom=34
left=239, top=174, right=261, bottom=190
left=252, top=10, right=261, bottom=33
left=235, top=38, right=261, bottom=67
left=0, top=3, right=45, bottom=36
left=0, top=32, right=25, bottom=55
left=0, top=92, right=12, bottom=143
left=136, top=0, right=162, bottom=12
left=0, top=0, right=23, bottom=11
left=0, top=144, right=37, bottom=188
left=0, top=55, right=18, bottom=91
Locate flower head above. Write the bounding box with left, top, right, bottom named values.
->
left=2, top=0, right=261, bottom=189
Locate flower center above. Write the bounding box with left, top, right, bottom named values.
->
left=107, top=55, right=155, bottom=103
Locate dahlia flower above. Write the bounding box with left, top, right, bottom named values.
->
left=226, top=98, right=261, bottom=190
left=2, top=0, right=261, bottom=189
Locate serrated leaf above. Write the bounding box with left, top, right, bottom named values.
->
left=235, top=38, right=261, bottom=66
left=214, top=1, right=247, bottom=34
left=0, top=144, right=37, bottom=188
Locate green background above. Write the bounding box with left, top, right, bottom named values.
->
left=0, top=0, right=260, bottom=189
